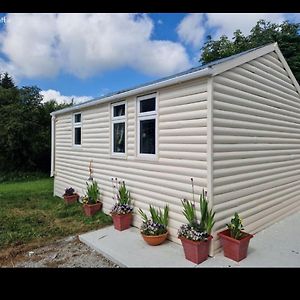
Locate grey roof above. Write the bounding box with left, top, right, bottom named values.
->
left=67, top=44, right=269, bottom=110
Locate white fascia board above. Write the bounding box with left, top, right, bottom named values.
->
left=50, top=115, right=55, bottom=177
left=51, top=68, right=212, bottom=116
left=206, top=77, right=214, bottom=206
left=211, top=43, right=277, bottom=76
left=274, top=43, right=300, bottom=96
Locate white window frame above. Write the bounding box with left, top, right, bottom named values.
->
left=137, top=93, right=157, bottom=160
left=111, top=101, right=127, bottom=157
left=73, top=112, right=82, bottom=147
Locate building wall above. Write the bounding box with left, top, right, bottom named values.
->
left=54, top=77, right=209, bottom=243
left=212, top=51, right=300, bottom=251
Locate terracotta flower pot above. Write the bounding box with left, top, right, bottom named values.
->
left=141, top=232, right=168, bottom=246
left=63, top=194, right=79, bottom=204
left=218, top=229, right=253, bottom=262
left=83, top=202, right=102, bottom=216
left=179, top=235, right=213, bottom=264
left=112, top=213, right=133, bottom=231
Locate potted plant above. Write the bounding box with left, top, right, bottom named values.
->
left=178, top=178, right=215, bottom=264
left=110, top=178, right=133, bottom=231
left=138, top=204, right=169, bottom=246
left=82, top=180, right=102, bottom=216
left=63, top=187, right=79, bottom=204
left=218, top=212, right=254, bottom=262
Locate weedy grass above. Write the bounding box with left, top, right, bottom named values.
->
left=0, top=178, right=112, bottom=253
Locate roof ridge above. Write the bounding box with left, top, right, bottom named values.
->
left=51, top=43, right=277, bottom=115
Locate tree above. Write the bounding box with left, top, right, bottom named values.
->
left=0, top=72, right=18, bottom=107
left=0, top=76, right=71, bottom=174
left=36, top=100, right=71, bottom=172
left=0, top=72, right=16, bottom=89
left=200, top=20, right=300, bottom=83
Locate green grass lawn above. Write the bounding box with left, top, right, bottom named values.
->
left=0, top=178, right=112, bottom=252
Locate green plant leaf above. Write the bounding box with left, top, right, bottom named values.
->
left=138, top=208, right=148, bottom=223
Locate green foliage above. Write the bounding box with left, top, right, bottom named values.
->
left=138, top=204, right=169, bottom=227
left=117, top=181, right=131, bottom=205
left=0, top=178, right=112, bottom=251
left=0, top=171, right=48, bottom=183
left=150, top=204, right=169, bottom=227
left=200, top=20, right=300, bottom=84
left=86, top=180, right=100, bottom=204
left=199, top=189, right=215, bottom=235
left=181, top=179, right=215, bottom=235
left=138, top=208, right=148, bottom=223
left=226, top=212, right=245, bottom=240
left=138, top=204, right=169, bottom=236
left=0, top=75, right=71, bottom=174
left=110, top=178, right=133, bottom=214
left=0, top=72, right=15, bottom=89
left=181, top=199, right=197, bottom=228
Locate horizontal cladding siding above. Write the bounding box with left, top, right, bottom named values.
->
left=212, top=51, right=300, bottom=252
left=54, top=77, right=208, bottom=244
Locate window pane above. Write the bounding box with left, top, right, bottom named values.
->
left=113, top=104, right=125, bottom=117
left=74, top=113, right=81, bottom=123
left=74, top=127, right=81, bottom=145
left=140, top=98, right=155, bottom=113
left=140, top=119, right=155, bottom=154
left=113, top=122, right=125, bottom=153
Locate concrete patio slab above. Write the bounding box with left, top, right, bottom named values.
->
left=79, top=226, right=196, bottom=267
left=79, top=210, right=300, bottom=267
left=200, top=210, right=300, bottom=268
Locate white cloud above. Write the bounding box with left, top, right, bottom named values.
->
left=134, top=40, right=190, bottom=76
left=40, top=89, right=93, bottom=105
left=177, top=13, right=205, bottom=48
left=206, top=13, right=285, bottom=40
left=0, top=13, right=190, bottom=79
left=0, top=57, right=19, bottom=81
left=1, top=14, right=59, bottom=78
left=177, top=13, right=287, bottom=49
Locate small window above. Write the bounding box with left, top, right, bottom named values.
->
left=73, top=113, right=81, bottom=146
left=111, top=102, right=126, bottom=155
left=74, top=113, right=81, bottom=123
left=113, top=104, right=125, bottom=117
left=140, top=98, right=155, bottom=113
left=137, top=94, right=157, bottom=157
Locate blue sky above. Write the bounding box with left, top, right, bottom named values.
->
left=0, top=13, right=299, bottom=103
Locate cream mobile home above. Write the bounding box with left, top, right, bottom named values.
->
left=50, top=43, right=300, bottom=254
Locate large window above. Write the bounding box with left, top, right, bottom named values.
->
left=111, top=102, right=126, bottom=155
left=73, top=112, right=81, bottom=146
left=137, top=94, right=157, bottom=157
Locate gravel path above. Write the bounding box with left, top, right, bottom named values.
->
left=7, top=236, right=119, bottom=268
